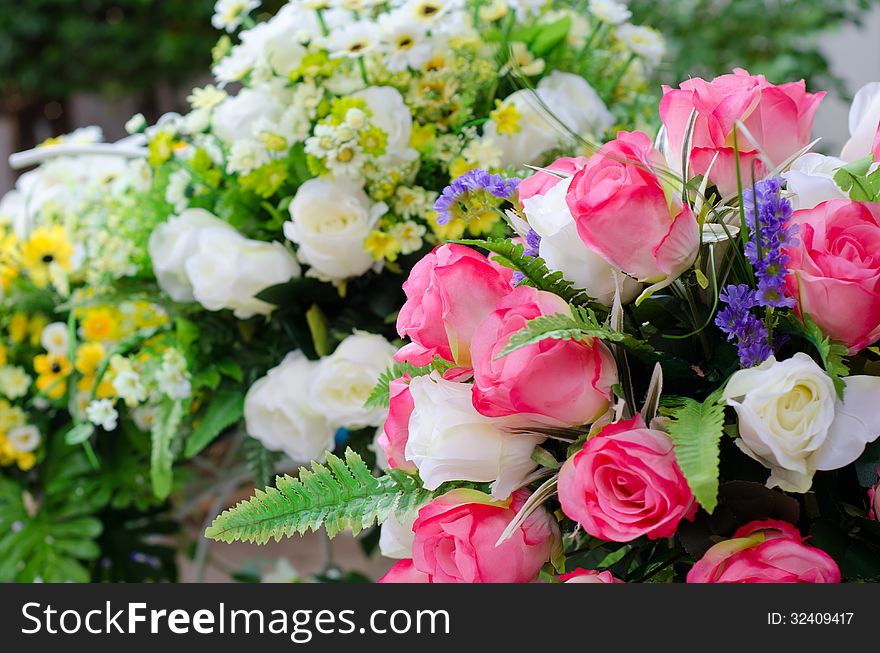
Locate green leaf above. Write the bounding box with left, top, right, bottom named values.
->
left=660, top=388, right=726, bottom=514
left=364, top=358, right=453, bottom=409
left=500, top=305, right=655, bottom=360
left=175, top=317, right=200, bottom=350
left=151, top=399, right=184, bottom=500
left=216, top=359, right=243, bottom=382
left=794, top=314, right=850, bottom=398
left=184, top=390, right=245, bottom=458
left=305, top=304, right=331, bottom=357
left=64, top=423, right=95, bottom=445
left=530, top=17, right=572, bottom=57
left=454, top=238, right=596, bottom=307
left=244, top=436, right=274, bottom=489
left=833, top=155, right=880, bottom=202
left=205, top=448, right=434, bottom=543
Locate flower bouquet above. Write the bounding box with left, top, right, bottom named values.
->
left=208, top=68, right=880, bottom=583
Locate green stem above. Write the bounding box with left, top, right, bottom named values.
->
left=82, top=440, right=100, bottom=470
left=604, top=52, right=635, bottom=97
left=732, top=128, right=756, bottom=285
left=315, top=9, right=329, bottom=36
left=358, top=56, right=370, bottom=86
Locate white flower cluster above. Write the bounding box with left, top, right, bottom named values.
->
left=243, top=332, right=396, bottom=462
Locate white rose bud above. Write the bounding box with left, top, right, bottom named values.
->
left=245, top=351, right=336, bottom=463
left=522, top=176, right=641, bottom=305
left=841, top=81, right=880, bottom=162
left=310, top=332, right=396, bottom=429
left=185, top=226, right=300, bottom=319
left=211, top=86, right=285, bottom=144
left=378, top=510, right=416, bottom=560
left=149, top=208, right=237, bottom=302
left=724, top=353, right=880, bottom=493
left=782, top=153, right=847, bottom=210
left=284, top=178, right=387, bottom=281
left=405, top=373, right=543, bottom=499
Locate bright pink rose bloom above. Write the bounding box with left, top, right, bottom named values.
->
left=410, top=488, right=559, bottom=583
left=869, top=468, right=880, bottom=522
left=558, top=416, right=696, bottom=542
left=395, top=244, right=513, bottom=368
left=566, top=131, right=699, bottom=287
left=376, top=376, right=417, bottom=473
left=687, top=520, right=841, bottom=583
left=559, top=568, right=623, bottom=584
left=519, top=156, right=587, bottom=202
left=378, top=559, right=430, bottom=583
left=470, top=285, right=617, bottom=426
left=873, top=126, right=880, bottom=160
left=660, top=68, right=824, bottom=197
left=784, top=199, right=880, bottom=353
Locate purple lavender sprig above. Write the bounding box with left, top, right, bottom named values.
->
left=742, top=177, right=798, bottom=309
left=512, top=228, right=542, bottom=284
left=434, top=169, right=520, bottom=225
left=715, top=284, right=773, bottom=367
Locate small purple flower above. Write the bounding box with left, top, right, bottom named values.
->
left=742, top=178, right=798, bottom=309
left=716, top=284, right=772, bottom=367
left=434, top=169, right=520, bottom=225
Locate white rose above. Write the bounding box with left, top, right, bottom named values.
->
left=483, top=73, right=613, bottom=168
left=310, top=332, right=396, bottom=429
left=522, top=176, right=641, bottom=305
left=841, top=81, right=880, bottom=162
left=723, top=353, right=880, bottom=493
left=353, top=86, right=418, bottom=165
left=782, top=153, right=847, bottom=210
left=185, top=227, right=301, bottom=319
left=284, top=178, right=387, bottom=281
left=538, top=71, right=615, bottom=141
left=149, top=208, right=237, bottom=302
left=211, top=86, right=286, bottom=144
left=405, top=373, right=542, bottom=499
left=378, top=510, right=416, bottom=560
left=244, top=351, right=337, bottom=462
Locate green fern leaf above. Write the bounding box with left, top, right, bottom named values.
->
left=797, top=314, right=850, bottom=398
left=660, top=388, right=726, bottom=514
left=364, top=358, right=452, bottom=409
left=454, top=238, right=596, bottom=307
left=151, top=399, right=184, bottom=500
left=500, top=305, right=655, bottom=359
left=205, top=448, right=434, bottom=544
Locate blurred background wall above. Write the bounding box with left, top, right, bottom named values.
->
left=2, top=1, right=880, bottom=194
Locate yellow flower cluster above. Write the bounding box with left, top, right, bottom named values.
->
left=0, top=399, right=37, bottom=471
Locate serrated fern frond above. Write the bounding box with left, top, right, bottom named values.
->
left=205, top=448, right=434, bottom=544
left=364, top=358, right=452, bottom=409
left=797, top=314, right=850, bottom=399
left=500, top=305, right=655, bottom=359
left=454, top=238, right=597, bottom=307
left=660, top=388, right=726, bottom=514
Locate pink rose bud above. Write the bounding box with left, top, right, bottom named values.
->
left=410, top=488, right=559, bottom=583
left=785, top=199, right=880, bottom=353
left=395, top=244, right=514, bottom=368
left=376, top=376, right=417, bottom=473
left=559, top=568, right=623, bottom=584
left=566, top=131, right=700, bottom=292
left=518, top=156, right=588, bottom=203
left=558, top=416, right=696, bottom=542
left=869, top=468, right=880, bottom=522
left=687, top=519, right=841, bottom=583
left=660, top=68, right=824, bottom=197
left=470, top=285, right=617, bottom=427
left=378, top=559, right=430, bottom=583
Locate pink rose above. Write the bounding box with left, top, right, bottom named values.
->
left=558, top=416, right=696, bottom=542
left=396, top=244, right=514, bottom=368
left=411, top=488, right=559, bottom=583
left=660, top=68, right=824, bottom=197
left=470, top=285, right=617, bottom=426
left=378, top=559, right=430, bottom=583
left=566, top=131, right=699, bottom=289
left=519, top=156, right=587, bottom=202
left=559, top=568, right=623, bottom=584
left=869, top=468, right=880, bottom=522
left=376, top=376, right=417, bottom=473
left=687, top=520, right=841, bottom=583
left=784, top=199, right=880, bottom=353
